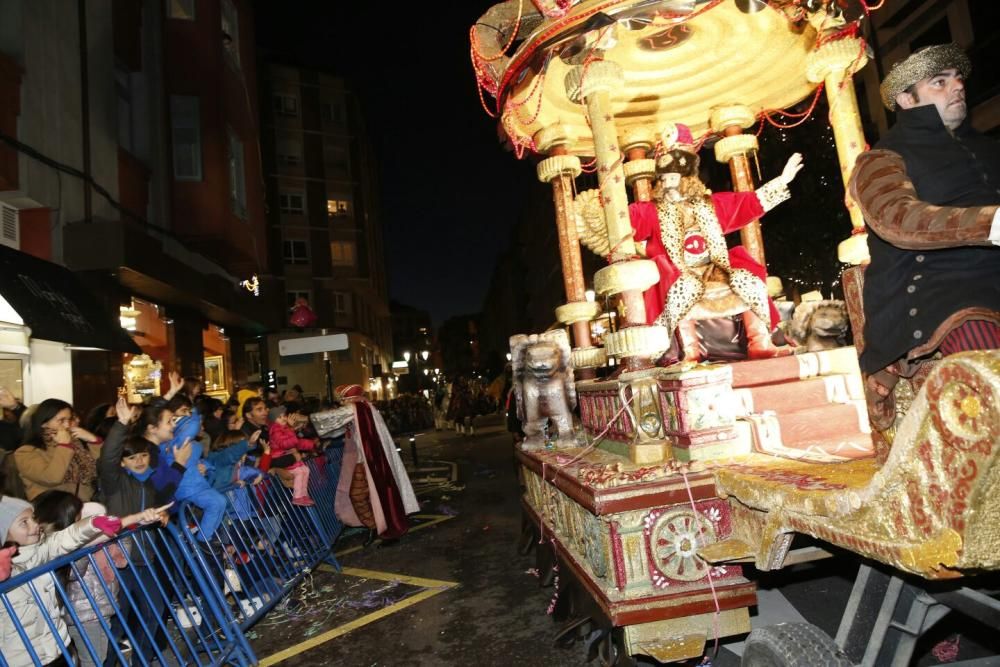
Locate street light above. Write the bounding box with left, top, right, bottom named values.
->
left=421, top=350, right=430, bottom=361
left=506, top=352, right=512, bottom=361
left=403, top=351, right=411, bottom=362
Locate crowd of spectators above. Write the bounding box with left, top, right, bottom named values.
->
left=0, top=374, right=336, bottom=666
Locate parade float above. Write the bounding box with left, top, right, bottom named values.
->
left=471, top=1, right=1000, bottom=664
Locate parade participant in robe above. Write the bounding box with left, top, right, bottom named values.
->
left=330, top=384, right=419, bottom=544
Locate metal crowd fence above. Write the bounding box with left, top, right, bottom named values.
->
left=0, top=438, right=346, bottom=667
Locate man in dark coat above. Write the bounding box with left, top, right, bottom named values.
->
left=849, top=44, right=1000, bottom=424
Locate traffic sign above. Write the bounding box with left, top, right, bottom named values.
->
left=278, top=333, right=349, bottom=356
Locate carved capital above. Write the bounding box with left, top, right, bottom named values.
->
left=594, top=260, right=659, bottom=296
left=537, top=154, right=583, bottom=183
left=555, top=301, right=601, bottom=325
left=709, top=104, right=757, bottom=132
left=534, top=125, right=572, bottom=154
left=714, top=134, right=759, bottom=164
left=571, top=346, right=608, bottom=369
left=806, top=37, right=868, bottom=83
left=621, top=126, right=656, bottom=153
left=623, top=158, right=656, bottom=186
left=604, top=324, right=672, bottom=358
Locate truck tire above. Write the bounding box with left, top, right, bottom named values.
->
left=742, top=623, right=853, bottom=667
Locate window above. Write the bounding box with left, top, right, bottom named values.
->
left=227, top=127, right=247, bottom=218
left=326, top=199, right=350, bottom=216
left=221, top=0, right=240, bottom=69
left=167, top=0, right=195, bottom=19
left=279, top=191, right=305, bottom=214
left=244, top=344, right=261, bottom=377
left=321, top=102, right=345, bottom=124
left=323, top=142, right=349, bottom=174
left=0, top=359, right=24, bottom=402
left=283, top=239, right=309, bottom=265
left=277, top=137, right=303, bottom=167
left=333, top=291, right=352, bottom=316
left=330, top=241, right=355, bottom=266
left=286, top=290, right=312, bottom=309
left=170, top=96, right=202, bottom=180
left=273, top=94, right=298, bottom=116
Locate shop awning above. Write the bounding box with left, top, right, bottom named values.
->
left=0, top=244, right=141, bottom=353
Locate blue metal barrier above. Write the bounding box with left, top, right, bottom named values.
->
left=0, top=440, right=347, bottom=666
left=0, top=523, right=252, bottom=667
left=172, top=443, right=345, bottom=632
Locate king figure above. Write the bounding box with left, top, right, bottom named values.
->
left=628, top=123, right=803, bottom=361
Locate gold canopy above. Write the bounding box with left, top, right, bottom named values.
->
left=498, top=0, right=821, bottom=154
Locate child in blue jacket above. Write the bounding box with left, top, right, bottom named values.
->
left=156, top=407, right=227, bottom=543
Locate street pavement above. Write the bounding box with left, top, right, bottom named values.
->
left=248, top=415, right=995, bottom=667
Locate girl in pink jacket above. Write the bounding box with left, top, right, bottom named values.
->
left=267, top=407, right=315, bottom=507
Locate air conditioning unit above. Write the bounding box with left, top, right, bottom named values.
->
left=0, top=203, right=19, bottom=250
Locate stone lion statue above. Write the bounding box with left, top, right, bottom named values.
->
left=510, top=330, right=577, bottom=449
left=788, top=299, right=850, bottom=352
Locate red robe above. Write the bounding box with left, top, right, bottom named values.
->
left=629, top=193, right=779, bottom=327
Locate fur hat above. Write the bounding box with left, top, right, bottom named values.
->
left=0, top=496, right=33, bottom=543
left=880, top=43, right=971, bottom=111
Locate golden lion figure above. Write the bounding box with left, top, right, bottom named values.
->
left=788, top=299, right=851, bottom=352
left=510, top=330, right=577, bottom=449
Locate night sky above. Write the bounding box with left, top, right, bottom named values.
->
left=255, top=2, right=534, bottom=324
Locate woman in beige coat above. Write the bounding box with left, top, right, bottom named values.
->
left=13, top=399, right=102, bottom=501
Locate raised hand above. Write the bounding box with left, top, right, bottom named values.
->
left=164, top=370, right=184, bottom=400
left=780, top=152, right=804, bottom=186
left=115, top=397, right=132, bottom=425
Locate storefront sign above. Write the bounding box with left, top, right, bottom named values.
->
left=278, top=333, right=349, bottom=356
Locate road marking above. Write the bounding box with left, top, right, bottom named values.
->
left=333, top=513, right=455, bottom=557
left=257, top=567, right=458, bottom=666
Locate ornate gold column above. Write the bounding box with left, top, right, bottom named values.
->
left=710, top=105, right=766, bottom=266
left=535, top=126, right=604, bottom=376
left=567, top=61, right=671, bottom=463
left=806, top=37, right=870, bottom=265
left=565, top=61, right=635, bottom=261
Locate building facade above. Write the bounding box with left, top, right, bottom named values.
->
left=258, top=63, right=392, bottom=400
left=0, top=0, right=274, bottom=413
